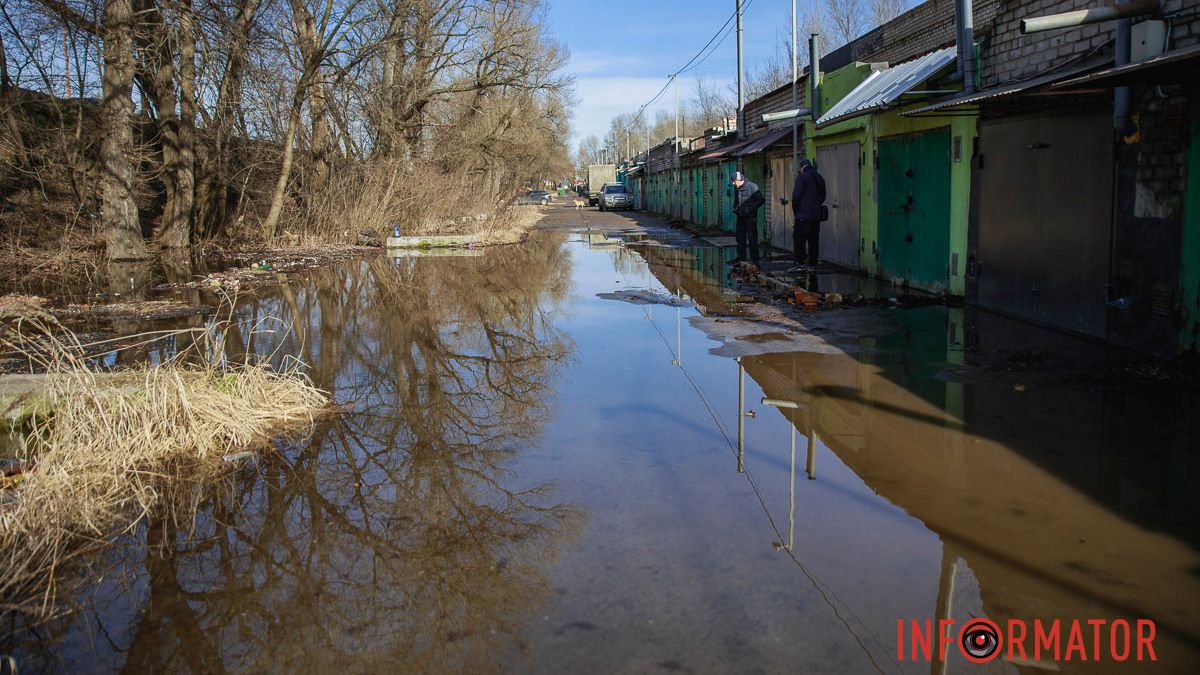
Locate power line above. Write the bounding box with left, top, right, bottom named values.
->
left=629, top=0, right=759, bottom=131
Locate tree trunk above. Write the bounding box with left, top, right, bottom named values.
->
left=309, top=76, right=330, bottom=189
left=157, top=0, right=195, bottom=248
left=142, top=0, right=180, bottom=245
left=101, top=0, right=146, bottom=260
left=262, top=94, right=302, bottom=238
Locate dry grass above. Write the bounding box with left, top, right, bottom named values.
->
left=258, top=159, right=528, bottom=245
left=0, top=308, right=328, bottom=621
left=476, top=205, right=544, bottom=246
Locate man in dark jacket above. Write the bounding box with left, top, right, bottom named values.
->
left=791, top=158, right=827, bottom=267
left=731, top=171, right=765, bottom=266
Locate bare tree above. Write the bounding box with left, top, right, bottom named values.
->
left=826, top=0, right=867, bottom=46
left=870, top=0, right=907, bottom=27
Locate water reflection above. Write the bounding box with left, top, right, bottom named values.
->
left=736, top=310, right=1200, bottom=673
left=8, top=233, right=584, bottom=672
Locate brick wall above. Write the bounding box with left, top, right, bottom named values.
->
left=851, top=0, right=1001, bottom=65
left=984, top=0, right=1200, bottom=87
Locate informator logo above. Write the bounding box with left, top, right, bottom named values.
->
left=897, top=617, right=1158, bottom=665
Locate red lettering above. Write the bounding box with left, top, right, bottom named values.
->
left=1137, top=620, right=1158, bottom=661
left=1065, top=621, right=1087, bottom=660
left=1035, top=620, right=1061, bottom=661
left=1007, top=619, right=1028, bottom=661
left=1110, top=620, right=1130, bottom=662
left=938, top=619, right=955, bottom=661
left=898, top=620, right=904, bottom=661
left=1088, top=619, right=1106, bottom=661
left=911, top=620, right=933, bottom=661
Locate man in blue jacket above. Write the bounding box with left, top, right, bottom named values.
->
left=731, top=171, right=765, bottom=267
left=791, top=158, right=827, bottom=267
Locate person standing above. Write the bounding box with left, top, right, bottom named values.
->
left=790, top=158, right=827, bottom=267
left=731, top=171, right=765, bottom=267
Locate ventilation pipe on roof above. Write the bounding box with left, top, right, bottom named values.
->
left=956, top=0, right=976, bottom=94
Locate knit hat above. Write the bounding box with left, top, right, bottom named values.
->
left=731, top=171, right=746, bottom=183
left=798, top=158, right=813, bottom=169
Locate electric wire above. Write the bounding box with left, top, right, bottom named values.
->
left=640, top=304, right=895, bottom=675
left=629, top=0, right=759, bottom=127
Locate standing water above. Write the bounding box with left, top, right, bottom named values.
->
left=5, top=226, right=1199, bottom=674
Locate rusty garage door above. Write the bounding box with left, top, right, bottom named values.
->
left=978, top=112, right=1112, bottom=337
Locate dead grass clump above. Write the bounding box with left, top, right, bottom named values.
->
left=0, top=316, right=328, bottom=621
left=476, top=206, right=543, bottom=246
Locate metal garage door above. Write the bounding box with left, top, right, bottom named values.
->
left=816, top=141, right=862, bottom=270
left=978, top=112, right=1112, bottom=337
left=878, top=129, right=951, bottom=290
left=769, top=156, right=795, bottom=252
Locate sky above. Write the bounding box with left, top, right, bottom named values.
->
left=544, top=0, right=801, bottom=152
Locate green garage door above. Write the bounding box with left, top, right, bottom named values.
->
left=878, top=129, right=951, bottom=291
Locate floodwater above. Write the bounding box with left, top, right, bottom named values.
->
left=4, top=225, right=1200, bottom=674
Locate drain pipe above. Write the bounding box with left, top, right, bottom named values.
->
left=809, top=34, right=821, bottom=120
left=957, top=0, right=976, bottom=94
left=1114, top=2, right=1134, bottom=136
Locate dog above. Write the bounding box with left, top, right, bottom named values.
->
left=573, top=199, right=586, bottom=210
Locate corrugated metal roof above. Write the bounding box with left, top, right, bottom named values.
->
left=735, top=127, right=793, bottom=157
left=697, top=139, right=752, bottom=162
left=1051, top=44, right=1200, bottom=89
left=901, top=59, right=1107, bottom=115
left=815, top=47, right=957, bottom=128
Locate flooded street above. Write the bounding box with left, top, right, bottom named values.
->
left=7, top=206, right=1199, bottom=674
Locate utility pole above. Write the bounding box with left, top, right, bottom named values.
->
left=791, top=0, right=798, bottom=175
left=673, top=73, right=679, bottom=155
left=736, top=0, right=745, bottom=141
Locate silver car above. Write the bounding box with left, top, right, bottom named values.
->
left=598, top=183, right=632, bottom=211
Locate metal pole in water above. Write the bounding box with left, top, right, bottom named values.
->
left=806, top=407, right=816, bottom=480
left=788, top=422, right=796, bottom=551
left=738, top=359, right=745, bottom=474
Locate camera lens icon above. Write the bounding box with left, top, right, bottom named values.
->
left=959, top=618, right=1002, bottom=663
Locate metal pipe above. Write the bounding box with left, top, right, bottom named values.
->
left=1114, top=2, right=1134, bottom=136
left=958, top=0, right=976, bottom=94
left=673, top=74, right=679, bottom=155
left=1020, top=0, right=1158, bottom=34
left=761, top=397, right=799, bottom=409
left=737, top=0, right=745, bottom=141
left=809, top=34, right=821, bottom=120
left=762, top=108, right=811, bottom=123
left=791, top=0, right=798, bottom=176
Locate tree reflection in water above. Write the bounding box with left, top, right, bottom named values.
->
left=13, top=233, right=583, bottom=673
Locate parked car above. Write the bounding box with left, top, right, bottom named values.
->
left=517, top=190, right=551, bottom=206
left=598, top=183, right=632, bottom=211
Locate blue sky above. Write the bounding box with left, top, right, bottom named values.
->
left=545, top=0, right=799, bottom=150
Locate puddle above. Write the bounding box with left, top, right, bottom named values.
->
left=5, top=230, right=1199, bottom=674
